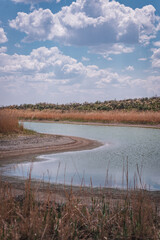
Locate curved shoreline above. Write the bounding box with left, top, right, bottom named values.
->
left=0, top=128, right=160, bottom=204
left=0, top=133, right=102, bottom=161
left=22, top=119, right=160, bottom=129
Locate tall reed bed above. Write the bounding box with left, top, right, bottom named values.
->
left=0, top=110, right=23, bottom=134
left=3, top=109, right=160, bottom=125
left=0, top=174, right=159, bottom=240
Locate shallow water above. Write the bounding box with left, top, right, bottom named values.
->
left=3, top=122, right=160, bottom=190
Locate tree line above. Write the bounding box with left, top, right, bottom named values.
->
left=2, top=97, right=160, bottom=111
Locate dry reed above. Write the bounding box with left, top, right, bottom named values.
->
left=0, top=174, right=159, bottom=240
left=0, top=110, right=23, bottom=134
left=1, top=109, right=160, bottom=125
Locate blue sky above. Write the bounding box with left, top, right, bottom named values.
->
left=0, top=0, right=160, bottom=105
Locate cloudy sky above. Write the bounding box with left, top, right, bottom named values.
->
left=0, top=0, right=160, bottom=106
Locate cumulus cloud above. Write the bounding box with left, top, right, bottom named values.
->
left=11, top=0, right=51, bottom=3
left=126, top=65, right=134, bottom=71
left=133, top=75, right=160, bottom=96
left=9, top=8, right=67, bottom=42
left=15, top=43, right=21, bottom=48
left=0, top=46, right=119, bottom=103
left=89, top=43, right=134, bottom=57
left=0, top=28, right=8, bottom=43
left=0, top=47, right=84, bottom=79
left=151, top=48, right=160, bottom=68
left=82, top=56, right=90, bottom=61
left=153, top=41, right=160, bottom=47
left=0, top=46, right=7, bottom=53
left=0, top=46, right=134, bottom=99
left=9, top=0, right=160, bottom=47
left=0, top=46, right=125, bottom=89
left=0, top=46, right=159, bottom=103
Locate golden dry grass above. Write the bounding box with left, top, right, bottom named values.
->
left=2, top=109, right=160, bottom=125
left=0, top=110, right=23, bottom=134
left=0, top=175, right=159, bottom=240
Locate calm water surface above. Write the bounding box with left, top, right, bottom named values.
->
left=3, top=122, right=160, bottom=190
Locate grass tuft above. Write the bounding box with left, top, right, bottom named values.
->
left=0, top=110, right=24, bottom=134
left=0, top=110, right=36, bottom=135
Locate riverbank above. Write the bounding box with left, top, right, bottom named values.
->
left=0, top=132, right=102, bottom=161
left=0, top=131, right=103, bottom=198
left=0, top=126, right=160, bottom=239
left=23, top=119, right=160, bottom=129
left=2, top=174, right=160, bottom=205
left=0, top=128, right=160, bottom=207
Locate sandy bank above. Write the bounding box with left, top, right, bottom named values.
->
left=23, top=120, right=160, bottom=129
left=0, top=133, right=102, bottom=160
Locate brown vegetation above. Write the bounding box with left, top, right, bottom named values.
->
left=0, top=110, right=23, bottom=134
left=2, top=108, right=160, bottom=125
left=0, top=174, right=160, bottom=240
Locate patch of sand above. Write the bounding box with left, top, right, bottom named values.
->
left=0, top=133, right=102, bottom=160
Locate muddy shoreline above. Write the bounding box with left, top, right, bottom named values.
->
left=0, top=123, right=160, bottom=205
left=0, top=133, right=102, bottom=162
left=0, top=132, right=105, bottom=202
left=1, top=174, right=160, bottom=207
left=22, top=119, right=160, bottom=129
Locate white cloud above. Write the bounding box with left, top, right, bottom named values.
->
left=126, top=66, right=134, bottom=71
left=0, top=28, right=8, bottom=43
left=89, top=43, right=134, bottom=57
left=151, top=48, right=160, bottom=68
left=9, top=8, right=67, bottom=42
left=9, top=0, right=160, bottom=47
left=0, top=47, right=85, bottom=78
left=0, top=46, right=131, bottom=97
left=82, top=56, right=90, bottom=61
left=153, top=41, right=160, bottom=47
left=11, top=0, right=51, bottom=3
left=15, top=43, right=21, bottom=48
left=0, top=46, right=7, bottom=53
left=138, top=58, right=147, bottom=61
left=0, top=46, right=159, bottom=104
left=133, top=75, right=160, bottom=96
left=107, top=57, right=112, bottom=61
left=96, top=71, right=123, bottom=87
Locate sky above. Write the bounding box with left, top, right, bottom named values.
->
left=0, top=0, right=160, bottom=106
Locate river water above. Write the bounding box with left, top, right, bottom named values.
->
left=3, top=122, right=160, bottom=190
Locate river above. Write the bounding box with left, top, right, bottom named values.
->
left=3, top=122, right=160, bottom=190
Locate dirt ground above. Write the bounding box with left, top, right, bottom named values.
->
left=0, top=133, right=102, bottom=160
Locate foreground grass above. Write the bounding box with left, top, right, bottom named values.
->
left=0, top=175, right=160, bottom=240
left=1, top=109, right=160, bottom=125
